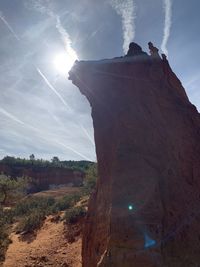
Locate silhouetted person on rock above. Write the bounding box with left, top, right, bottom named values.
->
left=161, top=53, right=167, bottom=61
left=148, top=42, right=160, bottom=58
left=126, top=42, right=147, bottom=57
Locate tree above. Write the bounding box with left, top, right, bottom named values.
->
left=1, top=156, right=16, bottom=164
left=84, top=163, right=98, bottom=193
left=51, top=156, right=60, bottom=165
left=0, top=174, right=28, bottom=205
left=29, top=154, right=35, bottom=161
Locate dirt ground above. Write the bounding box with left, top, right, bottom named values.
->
left=3, top=215, right=82, bottom=267
left=33, top=186, right=81, bottom=199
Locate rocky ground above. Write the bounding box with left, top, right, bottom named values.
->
left=3, top=215, right=82, bottom=267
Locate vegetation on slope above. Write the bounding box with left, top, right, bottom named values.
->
left=0, top=174, right=29, bottom=205
left=0, top=162, right=98, bottom=263
left=0, top=155, right=94, bottom=172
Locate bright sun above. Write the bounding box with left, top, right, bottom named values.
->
left=53, top=50, right=78, bottom=75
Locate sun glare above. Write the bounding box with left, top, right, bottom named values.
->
left=53, top=49, right=78, bottom=75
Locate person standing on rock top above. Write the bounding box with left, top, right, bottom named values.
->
left=148, top=42, right=160, bottom=58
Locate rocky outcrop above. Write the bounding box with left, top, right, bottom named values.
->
left=69, top=47, right=200, bottom=267
left=0, top=163, right=84, bottom=192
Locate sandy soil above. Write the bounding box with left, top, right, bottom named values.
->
left=33, top=187, right=81, bottom=199
left=3, top=216, right=82, bottom=267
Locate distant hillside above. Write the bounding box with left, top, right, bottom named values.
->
left=0, top=156, right=94, bottom=192
left=0, top=156, right=93, bottom=171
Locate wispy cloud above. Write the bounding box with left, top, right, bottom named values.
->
left=110, top=0, right=136, bottom=53
left=55, top=16, right=78, bottom=62
left=0, top=10, right=20, bottom=41
left=56, top=141, right=93, bottom=161
left=161, top=0, right=172, bottom=56
left=0, top=106, right=93, bottom=161
left=36, top=67, right=72, bottom=111
left=27, top=0, right=78, bottom=61
left=0, top=1, right=95, bottom=160
left=80, top=125, right=95, bottom=146
left=36, top=67, right=95, bottom=146
left=0, top=107, right=25, bottom=125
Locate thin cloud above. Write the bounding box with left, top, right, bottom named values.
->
left=56, top=141, right=93, bottom=161
left=80, top=125, right=95, bottom=146
left=0, top=107, right=92, bottom=160
left=110, top=0, right=136, bottom=54
left=55, top=16, right=78, bottom=62
left=0, top=1, right=95, bottom=160
left=36, top=67, right=95, bottom=146
left=0, top=108, right=25, bottom=125
left=27, top=0, right=78, bottom=61
left=36, top=67, right=72, bottom=111
left=161, top=0, right=172, bottom=56
left=0, top=10, right=20, bottom=41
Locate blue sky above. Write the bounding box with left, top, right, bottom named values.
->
left=0, top=0, right=199, bottom=161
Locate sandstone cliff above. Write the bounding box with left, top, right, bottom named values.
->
left=69, top=49, right=200, bottom=266
left=0, top=163, right=84, bottom=192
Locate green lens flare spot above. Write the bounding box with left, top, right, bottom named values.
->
left=128, top=205, right=133, bottom=210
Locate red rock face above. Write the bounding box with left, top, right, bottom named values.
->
left=69, top=55, right=200, bottom=267
left=0, top=163, right=84, bottom=191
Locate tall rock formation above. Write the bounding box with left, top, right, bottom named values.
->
left=69, top=45, right=200, bottom=267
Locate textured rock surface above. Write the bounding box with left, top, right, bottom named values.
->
left=69, top=53, right=200, bottom=267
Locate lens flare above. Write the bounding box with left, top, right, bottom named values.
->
left=128, top=205, right=133, bottom=210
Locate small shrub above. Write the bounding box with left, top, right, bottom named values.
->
left=0, top=206, right=12, bottom=262
left=64, top=206, right=86, bottom=224
left=14, top=197, right=55, bottom=216
left=83, top=164, right=98, bottom=194
left=16, top=209, right=46, bottom=233
left=0, top=174, right=29, bottom=205
left=0, top=228, right=11, bottom=262
left=51, top=193, right=82, bottom=213
left=14, top=197, right=55, bottom=233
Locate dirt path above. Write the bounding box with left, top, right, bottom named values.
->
left=3, top=216, right=82, bottom=267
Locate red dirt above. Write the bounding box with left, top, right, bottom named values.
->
left=3, top=215, right=82, bottom=267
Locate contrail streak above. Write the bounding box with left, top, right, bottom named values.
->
left=161, top=0, right=172, bottom=56
left=0, top=107, right=43, bottom=134
left=55, top=16, right=78, bottom=62
left=36, top=67, right=72, bottom=111
left=56, top=141, right=93, bottom=161
left=110, top=0, right=136, bottom=54
left=37, top=68, right=94, bottom=146
left=80, top=125, right=95, bottom=146
left=0, top=107, right=93, bottom=161
left=24, top=1, right=92, bottom=149
left=0, top=11, right=20, bottom=41
left=0, top=108, right=25, bottom=125
left=29, top=1, right=78, bottom=62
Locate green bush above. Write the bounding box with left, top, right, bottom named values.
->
left=51, top=193, right=82, bottom=212
left=14, top=196, right=55, bottom=216
left=16, top=209, right=46, bottom=233
left=0, top=177, right=87, bottom=262
left=83, top=163, right=98, bottom=194
left=0, top=227, right=11, bottom=262
left=64, top=206, right=86, bottom=224
left=0, top=174, right=29, bottom=205
left=0, top=206, right=12, bottom=262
